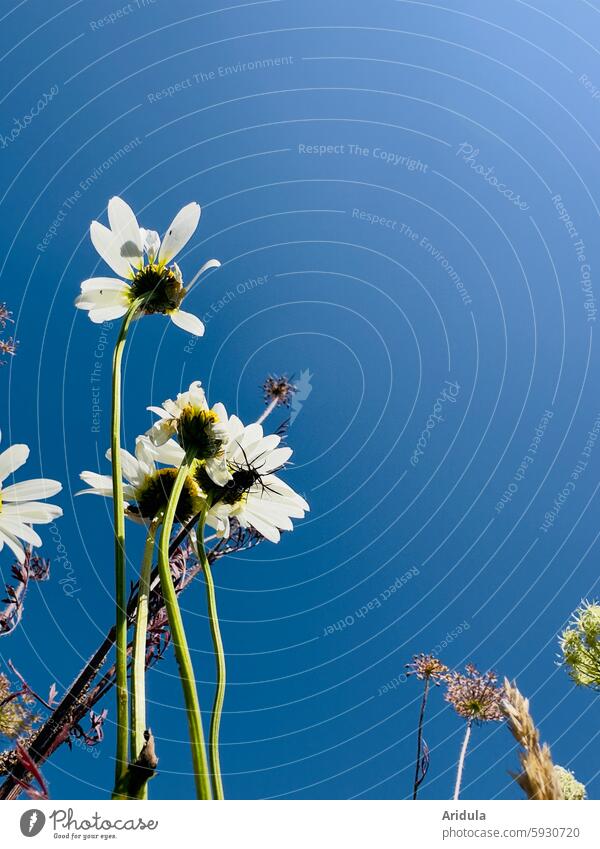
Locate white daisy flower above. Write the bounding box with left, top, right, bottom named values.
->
left=77, top=436, right=201, bottom=524
left=197, top=417, right=309, bottom=544
left=146, top=381, right=231, bottom=485
left=75, top=196, right=220, bottom=335
left=0, top=438, right=63, bottom=563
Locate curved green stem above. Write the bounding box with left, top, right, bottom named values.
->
left=110, top=301, right=141, bottom=797
left=196, top=506, right=226, bottom=800
left=157, top=456, right=211, bottom=800
left=130, top=515, right=161, bottom=799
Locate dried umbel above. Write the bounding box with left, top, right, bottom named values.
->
left=445, top=664, right=504, bottom=723
left=502, top=679, right=563, bottom=800
left=0, top=674, right=39, bottom=741
left=0, top=303, right=16, bottom=364
left=559, top=601, right=600, bottom=689
left=406, top=653, right=448, bottom=684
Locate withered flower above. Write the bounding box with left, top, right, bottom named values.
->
left=407, top=653, right=448, bottom=799
left=445, top=664, right=504, bottom=800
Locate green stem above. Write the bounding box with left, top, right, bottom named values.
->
left=196, top=506, right=226, bottom=800
left=130, top=515, right=161, bottom=799
left=157, top=457, right=212, bottom=800
left=110, top=301, right=141, bottom=798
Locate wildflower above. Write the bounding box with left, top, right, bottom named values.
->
left=559, top=600, right=600, bottom=689
left=146, top=381, right=230, bottom=484
left=554, top=766, right=586, bottom=800
left=445, top=664, right=504, bottom=800
left=75, top=196, right=220, bottom=334
left=406, top=653, right=449, bottom=684
left=77, top=436, right=201, bottom=524
left=0, top=304, right=12, bottom=328
left=445, top=664, right=504, bottom=723
left=198, top=415, right=309, bottom=543
left=0, top=437, right=62, bottom=563
left=407, top=654, right=448, bottom=799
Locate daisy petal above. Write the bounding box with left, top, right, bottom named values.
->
left=0, top=529, right=26, bottom=563
left=244, top=511, right=280, bottom=543
left=90, top=220, right=133, bottom=278
left=2, top=479, right=62, bottom=502
left=80, top=277, right=130, bottom=294
left=169, top=309, right=205, bottom=337
left=158, top=202, right=201, bottom=264
left=87, top=306, right=130, bottom=323
left=2, top=502, right=63, bottom=523
left=0, top=444, right=29, bottom=482
left=0, top=518, right=42, bottom=548
left=187, top=258, right=221, bottom=292
left=107, top=196, right=143, bottom=264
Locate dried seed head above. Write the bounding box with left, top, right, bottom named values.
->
left=406, top=653, right=449, bottom=684
left=445, top=664, right=504, bottom=723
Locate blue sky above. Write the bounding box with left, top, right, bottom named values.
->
left=1, top=0, right=600, bottom=800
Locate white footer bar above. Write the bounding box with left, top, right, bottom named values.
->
left=1, top=800, right=597, bottom=848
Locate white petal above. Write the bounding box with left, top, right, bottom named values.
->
left=106, top=449, right=144, bottom=488
left=107, top=196, right=143, bottom=265
left=169, top=309, right=205, bottom=337
left=80, top=277, right=130, bottom=294
left=0, top=528, right=26, bottom=563
left=260, top=447, right=292, bottom=473
left=2, top=502, right=63, bottom=523
left=147, top=405, right=171, bottom=420
left=149, top=439, right=185, bottom=466
left=205, top=457, right=232, bottom=487
left=0, top=444, right=29, bottom=482
left=86, top=305, right=130, bottom=323
left=75, top=289, right=130, bottom=309
left=141, top=228, right=161, bottom=263
left=90, top=220, right=133, bottom=278
left=2, top=479, right=62, bottom=502
left=188, top=380, right=207, bottom=408
left=244, top=510, right=281, bottom=543
left=158, top=202, right=201, bottom=264
left=187, top=258, right=221, bottom=292
left=0, top=518, right=42, bottom=548
left=146, top=419, right=175, bottom=446
left=79, top=471, right=113, bottom=491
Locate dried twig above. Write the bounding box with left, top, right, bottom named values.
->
left=0, top=530, right=262, bottom=799
left=0, top=551, right=50, bottom=637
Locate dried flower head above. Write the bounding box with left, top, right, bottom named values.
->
left=559, top=600, right=600, bottom=689
left=262, top=375, right=296, bottom=408
left=445, top=664, right=504, bottom=723
left=0, top=304, right=12, bottom=328
left=406, top=653, right=448, bottom=685
left=0, top=674, right=39, bottom=741
left=554, top=766, right=586, bottom=800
